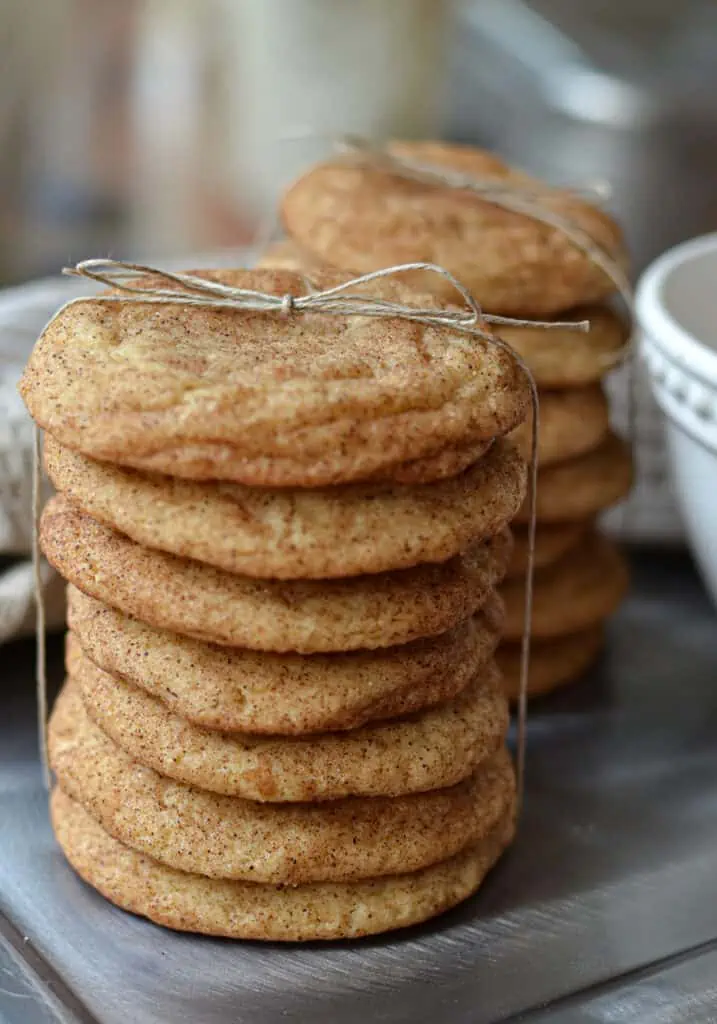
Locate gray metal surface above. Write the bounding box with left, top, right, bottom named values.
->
left=2, top=553, right=717, bottom=1023
left=524, top=945, right=717, bottom=1023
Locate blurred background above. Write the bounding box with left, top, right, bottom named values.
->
left=2, top=0, right=717, bottom=286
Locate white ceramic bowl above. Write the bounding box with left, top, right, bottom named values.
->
left=637, top=232, right=717, bottom=607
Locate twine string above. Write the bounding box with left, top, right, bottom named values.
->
left=32, top=426, right=50, bottom=789
left=62, top=259, right=590, bottom=339
left=33, top=257, right=547, bottom=807
left=517, top=384, right=537, bottom=811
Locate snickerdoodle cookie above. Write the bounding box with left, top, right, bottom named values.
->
left=44, top=435, right=525, bottom=578
left=501, top=532, right=628, bottom=641
left=71, top=639, right=508, bottom=801
left=281, top=141, right=627, bottom=316
left=498, top=626, right=604, bottom=700
left=68, top=587, right=504, bottom=734
left=498, top=305, right=627, bottom=388
left=506, top=522, right=587, bottom=578
left=42, top=497, right=511, bottom=652
left=19, top=267, right=530, bottom=486
left=51, top=788, right=515, bottom=941
left=514, top=433, right=633, bottom=524
left=509, top=385, right=609, bottom=467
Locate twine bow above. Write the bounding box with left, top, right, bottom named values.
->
left=62, top=258, right=589, bottom=341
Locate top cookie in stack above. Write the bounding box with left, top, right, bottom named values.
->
left=20, top=266, right=530, bottom=941
left=276, top=140, right=634, bottom=699
left=22, top=267, right=528, bottom=486
left=279, top=140, right=627, bottom=317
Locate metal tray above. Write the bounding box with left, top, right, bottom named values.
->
left=2, top=552, right=717, bottom=1023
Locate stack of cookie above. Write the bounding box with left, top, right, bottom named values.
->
left=20, top=266, right=531, bottom=940
left=492, top=319, right=632, bottom=699
left=275, top=139, right=633, bottom=699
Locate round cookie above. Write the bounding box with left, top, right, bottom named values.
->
left=281, top=140, right=627, bottom=317
left=497, top=305, right=628, bottom=388
left=501, top=532, right=629, bottom=641
left=506, top=522, right=588, bottom=579
left=19, top=267, right=531, bottom=486
left=44, top=435, right=526, bottom=579
left=49, top=685, right=515, bottom=884
left=71, top=640, right=508, bottom=801
left=514, top=433, right=633, bottom=524
left=42, top=497, right=511, bottom=653
left=498, top=626, right=604, bottom=700
left=509, top=385, right=609, bottom=467
left=68, top=587, right=504, bottom=734
left=51, top=788, right=515, bottom=941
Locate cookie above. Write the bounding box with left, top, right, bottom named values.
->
left=501, top=531, right=629, bottom=641
left=506, top=522, right=587, bottom=579
left=19, top=267, right=530, bottom=486
left=49, top=685, right=515, bottom=884
left=498, top=626, right=604, bottom=700
left=71, top=639, right=508, bottom=801
left=68, top=587, right=504, bottom=734
left=44, top=435, right=526, bottom=579
left=281, top=141, right=627, bottom=317
left=514, top=433, right=633, bottom=524
left=509, top=385, right=609, bottom=467
left=497, top=305, right=628, bottom=388
left=51, top=788, right=515, bottom=941
left=43, top=497, right=510, bottom=653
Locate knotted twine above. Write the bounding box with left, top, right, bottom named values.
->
left=31, top=258, right=587, bottom=808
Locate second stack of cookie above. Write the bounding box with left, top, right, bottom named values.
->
left=21, top=266, right=530, bottom=940
left=278, top=139, right=634, bottom=699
